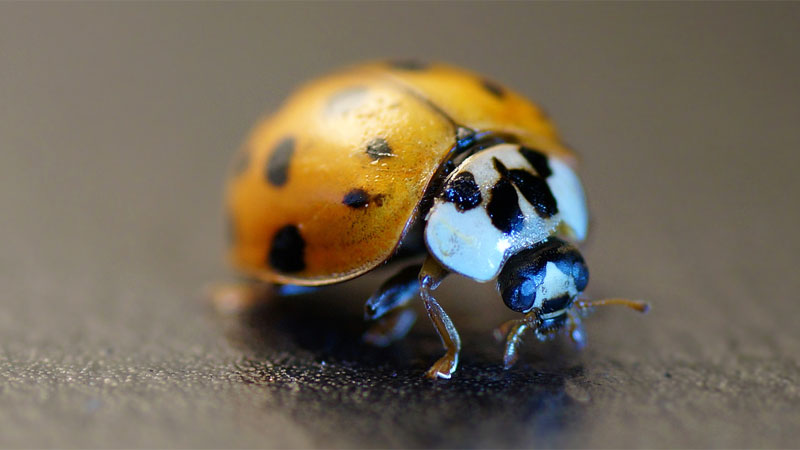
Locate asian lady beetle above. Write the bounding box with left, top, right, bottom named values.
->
left=225, top=61, right=648, bottom=379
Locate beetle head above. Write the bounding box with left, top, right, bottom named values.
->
left=496, top=237, right=589, bottom=332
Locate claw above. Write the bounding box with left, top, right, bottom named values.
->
left=425, top=353, right=459, bottom=380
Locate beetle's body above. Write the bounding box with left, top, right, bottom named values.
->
left=227, top=61, right=574, bottom=284
left=226, top=61, right=647, bottom=379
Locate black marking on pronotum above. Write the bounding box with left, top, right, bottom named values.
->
left=481, top=79, right=505, bottom=98
left=417, top=134, right=515, bottom=224
left=343, top=188, right=370, bottom=208
left=325, top=86, right=369, bottom=116
left=265, top=137, right=294, bottom=187
left=269, top=225, right=306, bottom=273
left=492, top=157, right=510, bottom=178
left=366, top=137, right=393, bottom=160
left=518, top=146, right=552, bottom=178
left=487, top=177, right=524, bottom=234
left=493, top=157, right=558, bottom=219
left=508, top=169, right=558, bottom=218
left=388, top=59, right=429, bottom=71
left=441, top=171, right=482, bottom=212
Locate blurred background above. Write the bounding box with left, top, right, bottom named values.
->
left=1, top=2, right=798, bottom=448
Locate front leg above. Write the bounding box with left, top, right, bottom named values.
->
left=566, top=310, right=586, bottom=350
left=495, top=312, right=540, bottom=369
left=419, top=256, right=461, bottom=379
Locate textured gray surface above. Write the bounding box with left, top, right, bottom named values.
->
left=1, top=3, right=799, bottom=448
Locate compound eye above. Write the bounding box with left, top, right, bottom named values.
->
left=497, top=248, right=544, bottom=313
left=502, top=278, right=537, bottom=313
left=572, top=259, right=589, bottom=292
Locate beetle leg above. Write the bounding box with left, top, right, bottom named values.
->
left=364, top=264, right=421, bottom=320
left=502, top=321, right=528, bottom=369
left=566, top=309, right=586, bottom=350
left=499, top=312, right=539, bottom=369
left=418, top=256, right=461, bottom=379
left=362, top=264, right=422, bottom=346
left=363, top=309, right=417, bottom=347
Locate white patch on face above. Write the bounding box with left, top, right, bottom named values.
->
left=424, top=144, right=559, bottom=282
left=547, top=158, right=588, bottom=242
left=530, top=261, right=578, bottom=313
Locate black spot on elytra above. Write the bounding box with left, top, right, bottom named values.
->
left=269, top=225, right=306, bottom=273
left=442, top=172, right=482, bottom=212
left=343, top=189, right=370, bottom=208
left=519, top=146, right=552, bottom=178
left=366, top=137, right=393, bottom=160
left=265, top=137, right=294, bottom=187
left=342, top=189, right=386, bottom=209
left=481, top=79, right=505, bottom=98
left=487, top=178, right=524, bottom=234
left=508, top=169, right=558, bottom=218
left=388, top=59, right=428, bottom=71
left=325, top=86, right=369, bottom=116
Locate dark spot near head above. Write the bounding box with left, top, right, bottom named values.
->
left=325, top=86, right=369, bottom=116
left=481, top=79, right=505, bottom=98
left=232, top=149, right=250, bottom=175
left=269, top=225, right=306, bottom=273
left=343, top=189, right=370, bottom=208
left=366, top=137, right=393, bottom=160
left=508, top=169, right=558, bottom=218
left=388, top=59, right=428, bottom=71
left=487, top=178, right=523, bottom=234
left=441, top=172, right=482, bottom=212
left=540, top=294, right=572, bottom=315
left=518, top=146, right=552, bottom=178
left=265, top=137, right=295, bottom=187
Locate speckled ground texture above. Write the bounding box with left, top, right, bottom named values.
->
left=2, top=3, right=799, bottom=449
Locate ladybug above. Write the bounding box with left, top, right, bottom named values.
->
left=225, top=60, right=648, bottom=379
